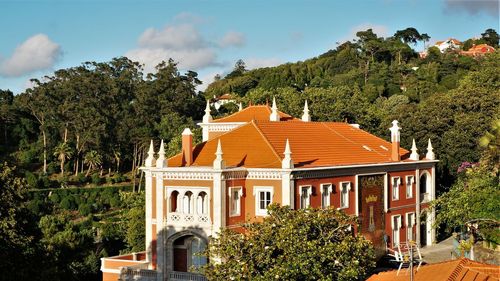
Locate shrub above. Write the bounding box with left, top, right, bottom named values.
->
left=76, top=173, right=89, bottom=184
left=25, top=171, right=38, bottom=188
left=49, top=193, right=60, bottom=204
left=59, top=198, right=72, bottom=210
left=91, top=174, right=103, bottom=185
left=79, top=203, right=92, bottom=216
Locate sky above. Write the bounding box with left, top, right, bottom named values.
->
left=0, top=0, right=498, bottom=94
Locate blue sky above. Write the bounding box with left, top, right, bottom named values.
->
left=0, top=0, right=498, bottom=93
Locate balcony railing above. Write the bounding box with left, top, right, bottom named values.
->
left=167, top=212, right=211, bottom=226
left=169, top=271, right=207, bottom=281
left=120, top=267, right=157, bottom=281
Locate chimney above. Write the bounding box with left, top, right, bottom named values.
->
left=389, top=120, right=401, bottom=161
left=182, top=128, right=193, bottom=166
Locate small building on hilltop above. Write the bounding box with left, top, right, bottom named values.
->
left=461, top=44, right=496, bottom=57
left=435, top=38, right=462, bottom=53
left=101, top=98, right=438, bottom=281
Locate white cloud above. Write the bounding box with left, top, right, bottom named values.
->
left=126, top=21, right=220, bottom=73
left=0, top=34, right=61, bottom=77
left=338, top=23, right=389, bottom=44
left=219, top=31, right=246, bottom=47
left=244, top=58, right=283, bottom=70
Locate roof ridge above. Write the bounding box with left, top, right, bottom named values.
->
left=320, top=122, right=390, bottom=158
left=252, top=121, right=284, bottom=165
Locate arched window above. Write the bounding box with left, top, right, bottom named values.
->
left=196, top=192, right=208, bottom=215
left=420, top=174, right=427, bottom=194
left=170, top=191, right=179, bottom=212
left=183, top=191, right=193, bottom=214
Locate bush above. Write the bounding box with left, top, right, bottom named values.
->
left=78, top=203, right=92, bottom=216
left=25, top=171, right=38, bottom=188
left=49, top=193, right=60, bottom=204
left=76, top=173, right=89, bottom=184
left=91, top=174, right=103, bottom=185
left=59, top=198, right=72, bottom=210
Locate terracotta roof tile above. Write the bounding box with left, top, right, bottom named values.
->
left=169, top=121, right=410, bottom=168
left=212, top=105, right=295, bottom=123
left=367, top=258, right=499, bottom=281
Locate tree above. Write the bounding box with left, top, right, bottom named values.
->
left=53, top=142, right=73, bottom=177
left=201, top=204, right=375, bottom=281
left=481, top=28, right=499, bottom=48
left=432, top=165, right=499, bottom=243
left=0, top=163, right=41, bottom=280
left=394, top=27, right=422, bottom=45
left=479, top=119, right=500, bottom=175
left=225, top=59, right=247, bottom=79
left=84, top=150, right=102, bottom=176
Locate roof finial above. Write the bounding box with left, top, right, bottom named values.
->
left=213, top=139, right=225, bottom=170
left=282, top=139, right=293, bottom=169
left=301, top=100, right=311, bottom=122
left=203, top=100, right=212, bottom=123
left=270, top=96, right=280, bottom=121
left=145, top=140, right=156, bottom=167
left=156, top=139, right=167, bottom=168
left=426, top=138, right=435, bottom=160
left=409, top=138, right=419, bottom=161
left=239, top=102, right=243, bottom=111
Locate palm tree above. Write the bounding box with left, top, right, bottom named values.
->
left=53, top=142, right=73, bottom=177
left=84, top=150, right=102, bottom=176
left=480, top=119, right=500, bottom=175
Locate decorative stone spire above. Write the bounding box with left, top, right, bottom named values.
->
left=426, top=138, right=435, bottom=160
left=409, top=138, right=419, bottom=161
left=282, top=139, right=294, bottom=169
left=202, top=100, right=212, bottom=123
left=301, top=100, right=311, bottom=122
left=239, top=102, right=243, bottom=111
left=270, top=97, right=280, bottom=121
left=389, top=120, right=401, bottom=161
left=156, top=139, right=167, bottom=168
left=145, top=140, right=156, bottom=167
left=213, top=139, right=225, bottom=170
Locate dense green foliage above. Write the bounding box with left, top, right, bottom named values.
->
left=201, top=204, right=375, bottom=281
left=206, top=28, right=499, bottom=187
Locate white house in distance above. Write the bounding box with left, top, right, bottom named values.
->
left=434, top=38, right=462, bottom=53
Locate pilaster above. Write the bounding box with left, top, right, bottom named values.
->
left=144, top=169, right=153, bottom=266
left=155, top=174, right=165, bottom=281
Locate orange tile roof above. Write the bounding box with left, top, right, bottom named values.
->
left=367, top=258, right=500, bottom=281
left=169, top=120, right=409, bottom=168
left=212, top=105, right=295, bottom=123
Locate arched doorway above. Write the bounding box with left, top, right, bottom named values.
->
left=169, top=232, right=208, bottom=273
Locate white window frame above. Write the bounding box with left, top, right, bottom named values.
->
left=391, top=215, right=402, bottom=247
left=253, top=186, right=273, bottom=216
left=405, top=175, right=414, bottom=199
left=406, top=212, right=415, bottom=243
left=339, top=182, right=351, bottom=209
left=320, top=183, right=332, bottom=208
left=229, top=186, right=243, bottom=217
left=299, top=185, right=312, bottom=209
left=392, top=177, right=401, bottom=201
